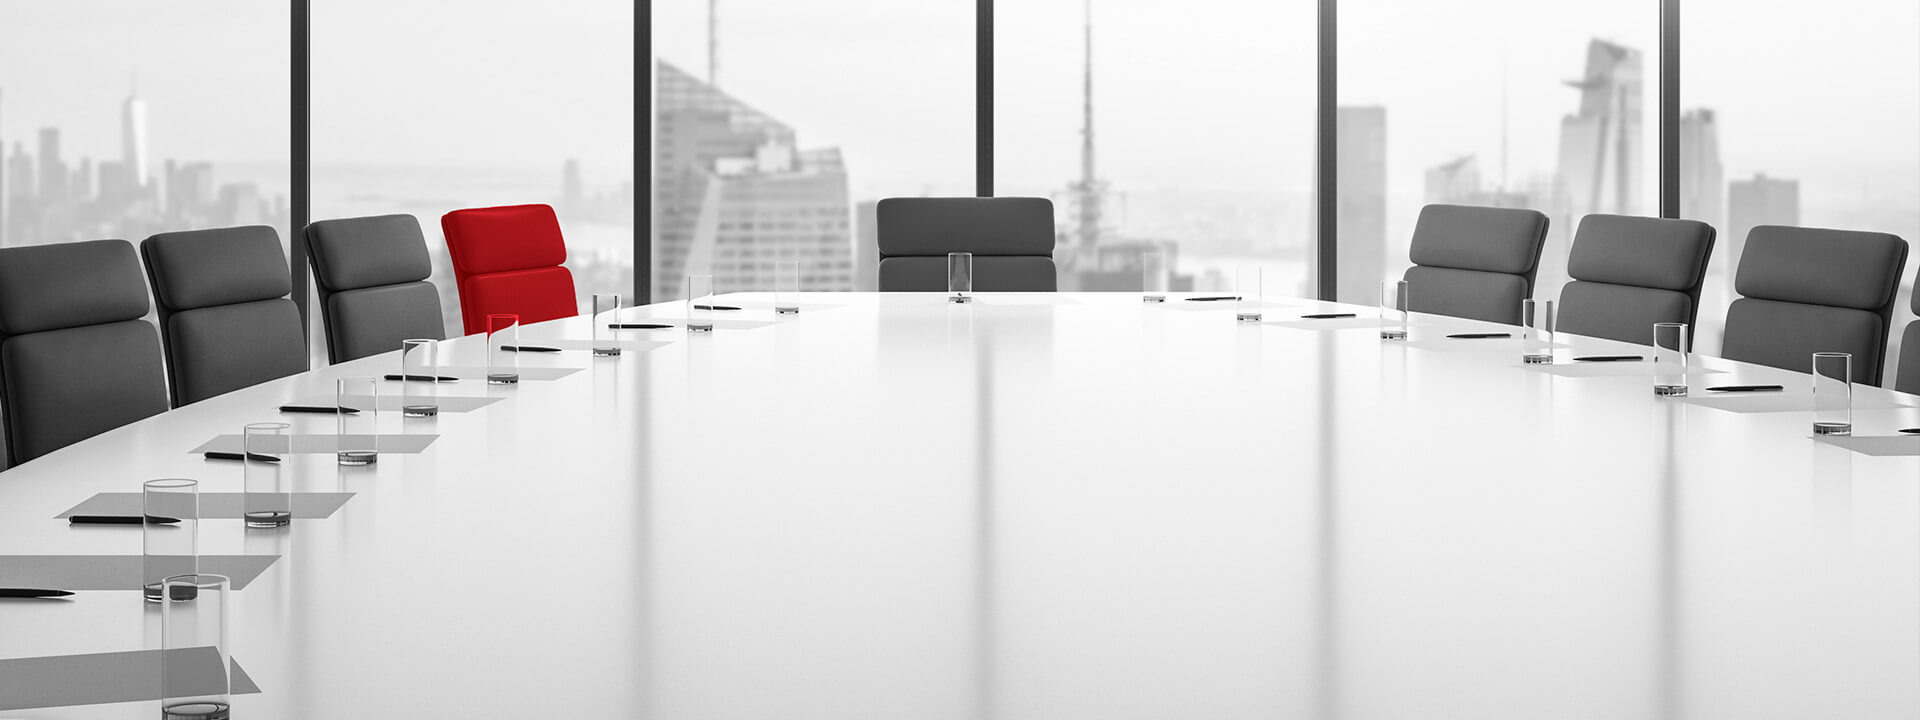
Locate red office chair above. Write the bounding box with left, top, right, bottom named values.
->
left=441, top=204, right=578, bottom=335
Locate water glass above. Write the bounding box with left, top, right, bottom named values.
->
left=1142, top=250, right=1168, bottom=303
left=337, top=377, right=379, bottom=465
left=686, top=275, right=715, bottom=333
left=161, top=573, right=230, bottom=720
left=400, top=338, right=439, bottom=417
left=487, top=313, right=521, bottom=382
left=1653, top=323, right=1689, bottom=396
left=591, top=294, right=622, bottom=356
left=774, top=262, right=801, bottom=315
left=1379, top=280, right=1408, bottom=340
left=1522, top=299, right=1555, bottom=364
left=1236, top=267, right=1263, bottom=323
left=243, top=422, right=291, bottom=528
left=143, top=479, right=198, bottom=603
left=1812, top=352, right=1853, bottom=436
left=948, top=252, right=973, bottom=303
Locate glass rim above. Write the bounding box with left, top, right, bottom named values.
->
left=144, top=478, right=197, bottom=490
left=1812, top=351, right=1852, bottom=359
left=243, top=422, right=290, bottom=432
left=486, top=313, right=520, bottom=321
left=402, top=337, right=438, bottom=346
left=336, top=376, right=378, bottom=387
left=1653, top=322, right=1688, bottom=329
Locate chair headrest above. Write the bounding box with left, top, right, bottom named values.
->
left=305, top=214, right=434, bottom=291
left=1408, top=204, right=1549, bottom=275
left=143, top=226, right=291, bottom=310
left=1567, top=214, right=1715, bottom=291
left=876, top=197, right=1055, bottom=257
left=1736, top=225, right=1906, bottom=311
left=440, top=204, right=567, bottom=275
left=0, top=239, right=151, bottom=335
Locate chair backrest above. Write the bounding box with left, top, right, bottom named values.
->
left=1556, top=214, right=1716, bottom=347
left=1401, top=204, right=1550, bottom=325
left=141, top=226, right=307, bottom=406
left=875, top=197, right=1057, bottom=292
left=1895, top=287, right=1920, bottom=394
left=305, top=214, right=446, bottom=364
left=1722, top=225, right=1907, bottom=386
left=0, top=239, right=169, bottom=467
left=440, top=204, right=578, bottom=335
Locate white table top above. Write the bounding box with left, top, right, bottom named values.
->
left=3, top=292, right=1919, bottom=719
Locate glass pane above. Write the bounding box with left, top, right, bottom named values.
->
left=1340, top=1, right=1657, bottom=303
left=314, top=0, right=636, bottom=336
left=996, top=1, right=1315, bottom=297
left=652, top=0, right=973, bottom=300
left=0, top=2, right=291, bottom=252
left=1684, top=0, right=1920, bottom=361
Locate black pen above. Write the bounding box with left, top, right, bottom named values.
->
left=0, top=588, right=73, bottom=599
left=1447, top=332, right=1511, bottom=339
left=69, top=515, right=180, bottom=525
left=609, top=323, right=674, bottom=330
left=1573, top=355, right=1644, bottom=362
left=502, top=345, right=562, bottom=353
left=1706, top=385, right=1785, bottom=392
left=1184, top=296, right=1239, bottom=302
left=384, top=374, right=460, bottom=382
left=693, top=304, right=742, bottom=311
left=1301, top=313, right=1357, bottom=319
left=1900, top=428, right=1920, bottom=434
left=279, top=404, right=358, bottom=414
left=204, top=451, right=281, bottom=462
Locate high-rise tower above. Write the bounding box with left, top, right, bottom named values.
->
left=1067, top=0, right=1105, bottom=253
left=122, top=90, right=150, bottom=188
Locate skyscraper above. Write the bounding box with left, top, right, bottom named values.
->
left=1067, top=0, right=1106, bottom=258
left=1426, top=156, right=1482, bottom=205
left=1678, top=109, right=1723, bottom=232
left=654, top=61, right=852, bottom=298
left=37, top=127, right=63, bottom=206
left=121, top=93, right=149, bottom=189
left=1335, top=105, right=1386, bottom=304
left=1549, top=39, right=1644, bottom=296
left=1727, top=174, right=1799, bottom=270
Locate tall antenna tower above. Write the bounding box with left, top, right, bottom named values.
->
left=1071, top=0, right=1104, bottom=250
left=708, top=0, right=720, bottom=87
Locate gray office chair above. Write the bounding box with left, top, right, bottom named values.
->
left=1556, top=214, right=1716, bottom=347
left=1897, top=293, right=1920, bottom=394
left=1722, top=225, right=1907, bottom=386
left=876, top=197, right=1057, bottom=292
left=1402, top=204, right=1550, bottom=325
left=304, top=214, right=446, bottom=364
left=0, top=239, right=169, bottom=467
left=142, top=226, right=307, bottom=405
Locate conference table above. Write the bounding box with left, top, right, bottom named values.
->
left=3, top=291, right=1920, bottom=718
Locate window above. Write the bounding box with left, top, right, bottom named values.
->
left=0, top=2, right=290, bottom=253
left=1339, top=1, right=1657, bottom=303
left=314, top=0, right=636, bottom=335
left=652, top=0, right=973, bottom=300
left=1682, top=0, right=1920, bottom=360
left=996, top=0, right=1316, bottom=297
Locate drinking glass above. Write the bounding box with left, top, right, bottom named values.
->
left=686, top=275, right=715, bottom=332
left=487, top=313, right=521, bottom=382
left=400, top=338, right=439, bottom=417
left=243, top=422, right=291, bottom=528
left=1142, top=250, right=1168, bottom=303
left=1653, top=323, right=1689, bottom=396
left=1379, top=280, right=1408, bottom=340
left=143, top=479, right=197, bottom=603
left=948, top=252, right=973, bottom=303
left=337, top=377, right=379, bottom=465
left=1236, top=267, right=1263, bottom=323
left=161, top=574, right=230, bottom=720
left=592, top=294, right=622, bottom=356
left=1812, top=352, right=1853, bottom=436
left=773, top=262, right=801, bottom=315
left=1522, top=299, right=1555, bottom=364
